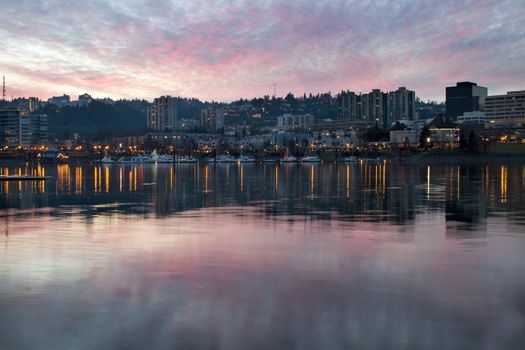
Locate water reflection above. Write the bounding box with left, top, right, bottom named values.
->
left=1, top=162, right=525, bottom=349
left=0, top=162, right=524, bottom=228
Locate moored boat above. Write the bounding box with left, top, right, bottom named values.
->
left=301, top=155, right=321, bottom=163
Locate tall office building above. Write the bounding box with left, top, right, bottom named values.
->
left=147, top=96, right=178, bottom=131
left=0, top=108, right=21, bottom=147
left=485, top=90, right=525, bottom=128
left=446, top=82, right=488, bottom=119
left=0, top=109, right=47, bottom=147
left=201, top=108, right=225, bottom=132
left=27, top=114, right=48, bottom=147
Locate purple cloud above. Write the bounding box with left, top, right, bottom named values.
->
left=0, top=0, right=523, bottom=101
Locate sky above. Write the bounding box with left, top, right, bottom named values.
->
left=1, top=0, right=524, bottom=102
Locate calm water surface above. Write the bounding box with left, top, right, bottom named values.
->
left=1, top=161, right=525, bottom=349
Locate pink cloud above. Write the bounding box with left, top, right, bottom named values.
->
left=0, top=0, right=524, bottom=101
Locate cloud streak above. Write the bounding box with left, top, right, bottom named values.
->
left=0, top=0, right=524, bottom=101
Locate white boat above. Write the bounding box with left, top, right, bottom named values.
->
left=363, top=157, right=381, bottom=163
left=175, top=155, right=197, bottom=163
left=281, top=156, right=298, bottom=163
left=116, top=157, right=133, bottom=164
left=201, top=157, right=216, bottom=163
left=98, top=156, right=114, bottom=164
left=155, top=154, right=174, bottom=163
left=301, top=155, right=321, bottom=163
left=150, top=149, right=172, bottom=163
left=344, top=156, right=357, bottom=163
left=238, top=155, right=256, bottom=163
left=133, top=155, right=153, bottom=163
left=116, top=155, right=152, bottom=164
left=281, top=148, right=298, bottom=163
left=216, top=154, right=237, bottom=163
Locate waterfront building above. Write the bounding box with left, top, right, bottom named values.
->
left=0, top=108, right=47, bottom=147
left=147, top=96, right=178, bottom=131
left=390, top=122, right=419, bottom=146
left=485, top=90, right=525, bottom=128
left=446, top=82, right=488, bottom=119
left=19, top=114, right=48, bottom=147
left=201, top=108, right=225, bottom=132
left=276, top=113, right=314, bottom=131
left=427, top=115, right=459, bottom=147
left=457, top=111, right=486, bottom=126
left=0, top=108, right=20, bottom=147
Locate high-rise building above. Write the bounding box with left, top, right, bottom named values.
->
left=0, top=108, right=20, bottom=147
left=0, top=108, right=48, bottom=147
left=201, top=108, right=225, bottom=132
left=485, top=90, right=525, bottom=128
left=446, top=82, right=488, bottom=119
left=338, top=91, right=360, bottom=121
left=338, top=87, right=415, bottom=127
left=19, top=114, right=48, bottom=147
left=147, top=96, right=177, bottom=131
left=362, top=89, right=385, bottom=125
left=387, top=87, right=415, bottom=126
left=26, top=114, right=48, bottom=146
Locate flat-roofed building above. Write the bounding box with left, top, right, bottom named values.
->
left=0, top=109, right=47, bottom=147
left=276, top=113, right=314, bottom=131
left=0, top=108, right=20, bottom=147
left=485, top=90, right=525, bottom=128
left=457, top=111, right=486, bottom=126
left=446, top=82, right=488, bottom=119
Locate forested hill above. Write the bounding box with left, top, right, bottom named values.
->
left=38, top=100, right=149, bottom=139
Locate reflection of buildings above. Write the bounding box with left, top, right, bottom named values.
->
left=0, top=163, right=524, bottom=234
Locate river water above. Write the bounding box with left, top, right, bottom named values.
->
left=1, top=162, right=524, bottom=349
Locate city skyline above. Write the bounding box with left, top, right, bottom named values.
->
left=1, top=0, right=524, bottom=102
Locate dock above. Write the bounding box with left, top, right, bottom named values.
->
left=0, top=175, right=51, bottom=181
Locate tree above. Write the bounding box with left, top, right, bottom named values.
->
left=419, top=125, right=431, bottom=148
left=467, top=130, right=482, bottom=153
left=458, top=130, right=468, bottom=151
left=365, top=125, right=389, bottom=142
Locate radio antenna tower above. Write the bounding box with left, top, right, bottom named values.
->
left=273, top=83, right=276, bottom=98
left=2, top=76, right=5, bottom=101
